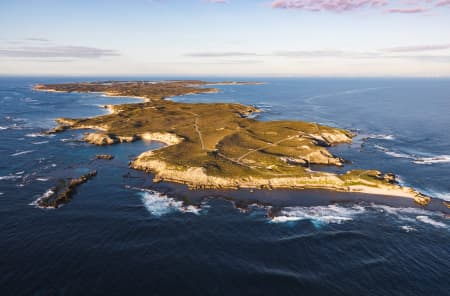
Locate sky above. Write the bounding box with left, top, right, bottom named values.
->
left=1, top=0, right=450, bottom=77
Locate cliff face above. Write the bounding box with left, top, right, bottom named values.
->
left=83, top=133, right=137, bottom=145
left=130, top=152, right=430, bottom=205
left=36, top=81, right=432, bottom=206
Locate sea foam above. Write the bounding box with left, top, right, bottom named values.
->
left=400, top=225, right=417, bottom=232
left=10, top=150, right=34, bottom=157
left=271, top=204, right=366, bottom=225
left=140, top=190, right=202, bottom=217
left=30, top=188, right=56, bottom=209
left=413, top=155, right=450, bottom=165
left=371, top=204, right=448, bottom=228
left=375, top=145, right=450, bottom=165
left=0, top=175, right=22, bottom=181
left=367, top=134, right=395, bottom=140
left=270, top=203, right=449, bottom=229
left=415, top=216, right=447, bottom=228
left=25, top=133, right=55, bottom=138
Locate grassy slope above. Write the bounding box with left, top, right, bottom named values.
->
left=36, top=81, right=408, bottom=191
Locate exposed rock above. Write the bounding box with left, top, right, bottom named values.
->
left=443, top=201, right=450, bottom=209
left=140, top=132, right=183, bottom=146
left=305, top=149, right=344, bottom=166
left=38, top=80, right=433, bottom=205
left=413, top=193, right=432, bottom=207
left=117, top=135, right=138, bottom=143
left=280, top=157, right=308, bottom=166
left=383, top=173, right=397, bottom=184
left=35, top=171, right=97, bottom=208
left=45, top=125, right=69, bottom=134
left=84, top=133, right=117, bottom=145
left=96, top=154, right=114, bottom=160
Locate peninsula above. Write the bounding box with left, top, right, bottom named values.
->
left=34, top=81, right=431, bottom=206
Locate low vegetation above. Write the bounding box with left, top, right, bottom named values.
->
left=34, top=80, right=431, bottom=205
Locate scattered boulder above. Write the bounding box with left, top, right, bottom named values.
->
left=84, top=133, right=118, bottom=145
left=117, top=135, right=138, bottom=143
left=96, top=154, right=114, bottom=160
left=280, top=157, right=308, bottom=166
left=414, top=193, right=431, bottom=207
left=383, top=173, right=397, bottom=184
left=45, top=125, right=69, bottom=134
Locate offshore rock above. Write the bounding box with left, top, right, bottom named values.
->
left=35, top=171, right=97, bottom=208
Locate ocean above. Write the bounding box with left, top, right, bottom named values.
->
left=0, top=77, right=449, bottom=295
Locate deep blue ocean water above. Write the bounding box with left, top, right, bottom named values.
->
left=0, top=77, right=449, bottom=295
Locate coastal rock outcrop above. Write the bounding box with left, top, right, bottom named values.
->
left=83, top=133, right=138, bottom=145
left=96, top=154, right=114, bottom=160
left=36, top=80, right=434, bottom=206
left=34, top=171, right=97, bottom=208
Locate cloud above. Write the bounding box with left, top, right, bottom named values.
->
left=185, top=46, right=450, bottom=63
left=383, top=44, right=450, bottom=52
left=185, top=52, right=257, bottom=57
left=271, top=0, right=388, bottom=12
left=0, top=45, right=120, bottom=59
left=436, top=0, right=450, bottom=6
left=387, top=7, right=427, bottom=13
left=389, top=55, right=450, bottom=62
left=24, top=38, right=50, bottom=42
left=273, top=49, right=349, bottom=57
left=201, top=59, right=263, bottom=64
left=207, top=0, right=228, bottom=3
left=271, top=0, right=449, bottom=13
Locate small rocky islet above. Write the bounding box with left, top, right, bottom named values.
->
left=34, top=171, right=97, bottom=208
left=34, top=80, right=431, bottom=207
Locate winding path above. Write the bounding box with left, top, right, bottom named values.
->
left=194, top=116, right=205, bottom=150
left=183, top=110, right=206, bottom=151
left=236, top=135, right=298, bottom=162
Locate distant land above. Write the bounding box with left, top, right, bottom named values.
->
left=34, top=80, right=432, bottom=207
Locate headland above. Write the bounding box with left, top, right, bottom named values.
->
left=34, top=80, right=432, bottom=206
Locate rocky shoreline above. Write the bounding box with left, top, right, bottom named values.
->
left=130, top=144, right=431, bottom=206
left=35, top=81, right=433, bottom=207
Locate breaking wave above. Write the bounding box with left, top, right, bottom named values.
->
left=30, top=188, right=56, bottom=209
left=428, top=191, right=450, bottom=202
left=36, top=177, right=49, bottom=182
left=367, top=134, right=395, bottom=140
left=375, top=145, right=450, bottom=165
left=271, top=204, right=366, bottom=225
left=0, top=175, right=22, bottom=181
left=25, top=133, right=55, bottom=138
left=400, top=225, right=417, bottom=232
left=270, top=203, right=448, bottom=229
left=0, top=124, right=26, bottom=131
left=370, top=204, right=448, bottom=229
left=413, top=155, right=450, bottom=165
left=139, top=190, right=202, bottom=217
left=10, top=150, right=34, bottom=157
left=416, top=216, right=447, bottom=228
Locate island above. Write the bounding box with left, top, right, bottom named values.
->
left=33, top=171, right=97, bottom=208
left=34, top=80, right=431, bottom=206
